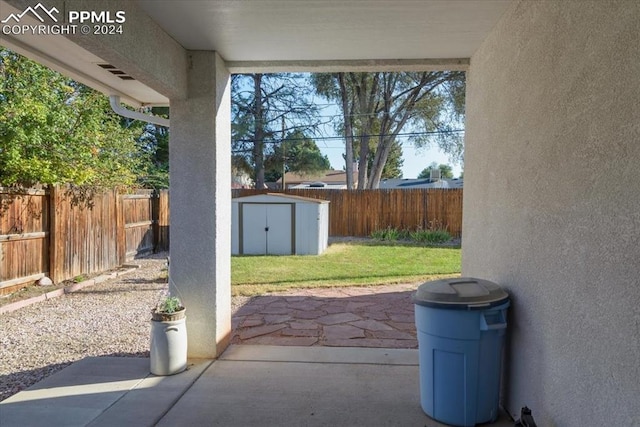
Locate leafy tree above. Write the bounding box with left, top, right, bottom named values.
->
left=232, top=73, right=321, bottom=189
left=313, top=71, right=464, bottom=189
left=0, top=48, right=143, bottom=199
left=126, top=107, right=170, bottom=189
left=263, top=130, right=330, bottom=182
left=313, top=73, right=378, bottom=189
left=417, top=162, right=454, bottom=179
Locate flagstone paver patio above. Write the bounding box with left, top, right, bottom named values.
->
left=231, top=284, right=421, bottom=348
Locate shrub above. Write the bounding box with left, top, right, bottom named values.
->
left=370, top=228, right=386, bottom=240
left=413, top=230, right=451, bottom=244
left=371, top=224, right=452, bottom=244
left=370, top=226, right=401, bottom=241
left=410, top=226, right=451, bottom=244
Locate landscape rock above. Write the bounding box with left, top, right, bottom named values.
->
left=37, top=277, right=53, bottom=286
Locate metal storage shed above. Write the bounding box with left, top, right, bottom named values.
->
left=232, top=194, right=330, bottom=256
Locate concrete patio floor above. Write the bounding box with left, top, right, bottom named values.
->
left=0, top=345, right=514, bottom=427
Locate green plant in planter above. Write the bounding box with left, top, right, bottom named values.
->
left=156, top=295, right=183, bottom=313
left=150, top=291, right=188, bottom=375
left=152, top=293, right=185, bottom=321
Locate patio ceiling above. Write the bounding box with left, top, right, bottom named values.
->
left=136, top=0, right=513, bottom=67
left=0, top=0, right=512, bottom=106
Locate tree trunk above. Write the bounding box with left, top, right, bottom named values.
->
left=338, top=73, right=355, bottom=190
left=367, top=73, right=437, bottom=188
left=367, top=137, right=394, bottom=189
left=253, top=74, right=265, bottom=189
left=354, top=73, right=380, bottom=189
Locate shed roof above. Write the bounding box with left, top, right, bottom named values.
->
left=232, top=193, right=329, bottom=204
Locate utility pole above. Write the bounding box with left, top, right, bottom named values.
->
left=281, top=116, right=286, bottom=190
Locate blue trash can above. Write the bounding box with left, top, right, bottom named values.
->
left=413, top=278, right=510, bottom=427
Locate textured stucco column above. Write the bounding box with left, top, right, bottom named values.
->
left=462, top=1, right=639, bottom=426
left=169, top=51, right=231, bottom=358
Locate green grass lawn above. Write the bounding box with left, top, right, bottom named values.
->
left=232, top=242, right=461, bottom=296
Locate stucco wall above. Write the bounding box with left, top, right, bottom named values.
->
left=462, top=1, right=640, bottom=425
left=169, top=52, right=231, bottom=358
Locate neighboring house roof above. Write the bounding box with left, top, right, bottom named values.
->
left=290, top=183, right=347, bottom=190
left=277, top=170, right=358, bottom=188
left=379, top=178, right=464, bottom=189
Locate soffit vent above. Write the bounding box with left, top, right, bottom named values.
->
left=97, top=64, right=136, bottom=81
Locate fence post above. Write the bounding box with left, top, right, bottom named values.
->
left=152, top=190, right=160, bottom=252
left=158, top=190, right=170, bottom=251
left=115, top=190, right=126, bottom=265
left=48, top=185, right=62, bottom=283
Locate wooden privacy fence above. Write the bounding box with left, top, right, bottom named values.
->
left=2, top=187, right=459, bottom=294
left=232, top=188, right=463, bottom=238
left=0, top=187, right=169, bottom=295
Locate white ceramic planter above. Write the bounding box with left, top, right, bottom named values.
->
left=150, top=310, right=187, bottom=375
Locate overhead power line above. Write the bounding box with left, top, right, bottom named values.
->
left=233, top=129, right=464, bottom=144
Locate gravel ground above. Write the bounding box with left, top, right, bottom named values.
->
left=0, top=252, right=250, bottom=402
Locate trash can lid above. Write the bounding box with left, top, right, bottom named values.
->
left=413, top=277, right=509, bottom=310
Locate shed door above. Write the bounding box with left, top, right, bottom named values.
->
left=242, top=203, right=293, bottom=255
